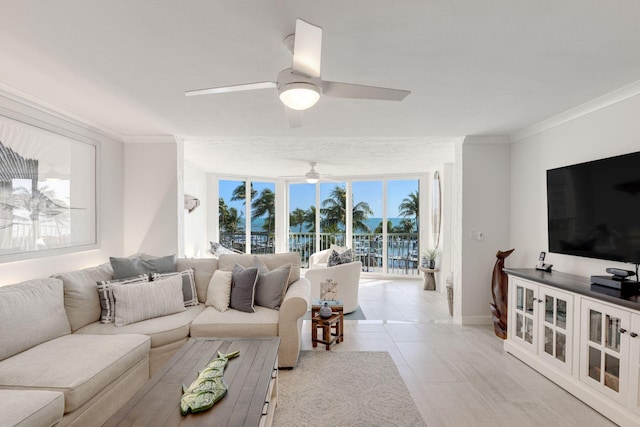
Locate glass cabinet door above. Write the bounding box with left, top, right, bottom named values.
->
left=510, top=279, right=538, bottom=352
left=539, top=287, right=573, bottom=373
left=580, top=299, right=630, bottom=403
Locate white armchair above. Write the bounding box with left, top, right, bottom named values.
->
left=305, top=249, right=362, bottom=314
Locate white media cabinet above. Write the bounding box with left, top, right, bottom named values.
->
left=504, top=268, right=640, bottom=427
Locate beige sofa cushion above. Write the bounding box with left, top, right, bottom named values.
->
left=0, top=278, right=71, bottom=361
left=0, top=334, right=150, bottom=413
left=176, top=258, right=219, bottom=302
left=0, top=389, right=64, bottom=427
left=74, top=304, right=205, bottom=348
left=52, top=263, right=114, bottom=331
left=190, top=306, right=278, bottom=338
left=218, top=253, right=300, bottom=285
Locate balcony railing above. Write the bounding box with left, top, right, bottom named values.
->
left=289, top=232, right=419, bottom=275
left=220, top=230, right=420, bottom=276
left=220, top=231, right=275, bottom=254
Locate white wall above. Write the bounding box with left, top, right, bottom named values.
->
left=183, top=161, right=208, bottom=257
left=461, top=137, right=511, bottom=324
left=0, top=93, right=124, bottom=285
left=510, top=93, right=640, bottom=277
left=123, top=137, right=179, bottom=256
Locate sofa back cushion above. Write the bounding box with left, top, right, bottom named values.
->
left=0, top=278, right=71, bottom=361
left=176, top=258, right=219, bottom=303
left=52, top=263, right=113, bottom=332
left=218, top=253, right=300, bottom=285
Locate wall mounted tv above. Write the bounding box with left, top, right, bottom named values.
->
left=547, top=151, right=640, bottom=265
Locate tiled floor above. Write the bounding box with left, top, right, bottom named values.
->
left=301, top=278, right=616, bottom=427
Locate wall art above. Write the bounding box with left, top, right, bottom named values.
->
left=0, top=114, right=98, bottom=262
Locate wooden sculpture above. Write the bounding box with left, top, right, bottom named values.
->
left=489, top=248, right=514, bottom=339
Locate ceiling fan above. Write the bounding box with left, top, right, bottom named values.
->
left=281, top=162, right=337, bottom=183
left=185, top=19, right=411, bottom=127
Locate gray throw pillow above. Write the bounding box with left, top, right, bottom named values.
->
left=110, top=254, right=176, bottom=279
left=253, top=257, right=291, bottom=310
left=327, top=248, right=353, bottom=267
left=230, top=264, right=259, bottom=313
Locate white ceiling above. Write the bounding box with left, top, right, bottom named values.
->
left=1, top=1, right=640, bottom=174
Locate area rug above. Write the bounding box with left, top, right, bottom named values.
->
left=274, top=351, right=426, bottom=427
left=304, top=306, right=366, bottom=321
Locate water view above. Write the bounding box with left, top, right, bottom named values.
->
left=219, top=179, right=421, bottom=275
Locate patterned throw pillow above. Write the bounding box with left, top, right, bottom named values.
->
left=151, top=269, right=198, bottom=307
left=97, top=275, right=149, bottom=323
left=327, top=248, right=353, bottom=267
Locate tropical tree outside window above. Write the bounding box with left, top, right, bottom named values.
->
left=218, top=179, right=276, bottom=254
left=319, top=182, right=346, bottom=249
left=289, top=183, right=316, bottom=267
left=218, top=179, right=246, bottom=252
left=352, top=181, right=381, bottom=272
left=387, top=180, right=420, bottom=274
left=251, top=181, right=276, bottom=254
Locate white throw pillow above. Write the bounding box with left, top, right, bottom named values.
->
left=112, top=275, right=185, bottom=326
left=206, top=270, right=233, bottom=312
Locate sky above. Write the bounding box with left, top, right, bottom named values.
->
left=220, top=179, right=419, bottom=221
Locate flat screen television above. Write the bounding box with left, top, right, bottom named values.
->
left=547, top=151, right=640, bottom=264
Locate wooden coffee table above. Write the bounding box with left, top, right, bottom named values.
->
left=104, top=337, right=279, bottom=427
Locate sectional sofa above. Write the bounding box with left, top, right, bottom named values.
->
left=0, top=253, right=309, bottom=427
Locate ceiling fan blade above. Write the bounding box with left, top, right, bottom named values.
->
left=285, top=107, right=303, bottom=128
left=292, top=19, right=322, bottom=78
left=322, top=81, right=410, bottom=101
left=185, top=81, right=276, bottom=97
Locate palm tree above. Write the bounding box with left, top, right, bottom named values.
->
left=303, top=206, right=316, bottom=233
left=218, top=198, right=229, bottom=230
left=219, top=197, right=242, bottom=247
left=398, top=190, right=419, bottom=230
left=252, top=188, right=275, bottom=249
left=320, top=186, right=373, bottom=232
left=374, top=220, right=394, bottom=234
left=289, top=208, right=306, bottom=232
left=395, top=218, right=415, bottom=233
left=231, top=182, right=257, bottom=205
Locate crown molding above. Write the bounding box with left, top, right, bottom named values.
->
left=510, top=80, right=640, bottom=142
left=0, top=81, right=125, bottom=142
left=122, top=135, right=177, bottom=144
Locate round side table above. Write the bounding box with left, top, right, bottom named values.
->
left=418, top=266, right=439, bottom=290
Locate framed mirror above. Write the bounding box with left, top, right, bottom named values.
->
left=431, top=171, right=441, bottom=247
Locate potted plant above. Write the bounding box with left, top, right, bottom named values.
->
left=422, top=248, right=440, bottom=269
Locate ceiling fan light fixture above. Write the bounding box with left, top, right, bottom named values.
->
left=279, top=82, right=320, bottom=110
left=305, top=173, right=320, bottom=184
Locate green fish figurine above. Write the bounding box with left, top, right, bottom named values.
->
left=180, top=350, right=240, bottom=415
